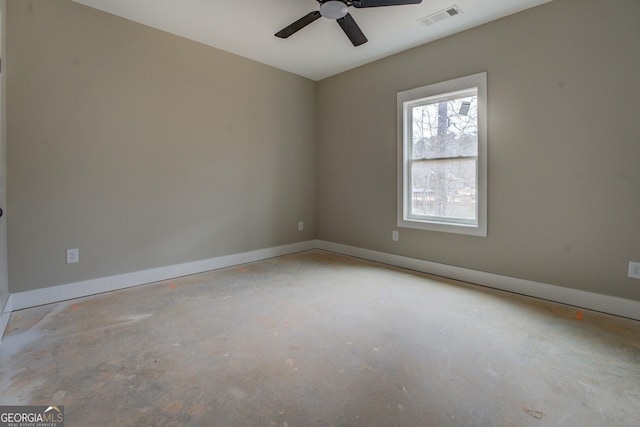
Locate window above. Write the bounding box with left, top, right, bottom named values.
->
left=397, top=72, right=487, bottom=236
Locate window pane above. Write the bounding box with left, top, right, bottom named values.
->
left=412, top=94, right=477, bottom=159
left=411, top=158, right=476, bottom=220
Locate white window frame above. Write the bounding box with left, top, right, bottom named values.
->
left=397, top=72, right=487, bottom=236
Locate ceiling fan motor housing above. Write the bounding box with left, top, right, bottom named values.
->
left=320, top=1, right=349, bottom=20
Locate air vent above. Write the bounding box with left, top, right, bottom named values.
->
left=418, top=5, right=463, bottom=26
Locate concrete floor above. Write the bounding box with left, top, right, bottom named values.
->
left=1, top=250, right=639, bottom=426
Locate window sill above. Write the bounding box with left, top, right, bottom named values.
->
left=398, top=218, right=487, bottom=236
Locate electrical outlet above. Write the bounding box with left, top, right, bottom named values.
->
left=629, top=261, right=640, bottom=279
left=66, top=248, right=79, bottom=264
left=298, top=221, right=304, bottom=231
left=392, top=230, right=399, bottom=241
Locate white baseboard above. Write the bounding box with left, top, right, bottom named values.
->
left=11, top=240, right=318, bottom=311
left=0, top=294, right=12, bottom=343
left=6, top=239, right=639, bottom=322
left=316, top=240, right=640, bottom=321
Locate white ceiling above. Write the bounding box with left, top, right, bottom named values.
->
left=72, top=0, right=552, bottom=81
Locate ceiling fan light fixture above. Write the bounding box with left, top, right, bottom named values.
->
left=320, top=1, right=349, bottom=20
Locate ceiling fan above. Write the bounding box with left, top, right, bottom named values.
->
left=275, top=0, right=423, bottom=47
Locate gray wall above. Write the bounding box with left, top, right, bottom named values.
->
left=7, top=0, right=640, bottom=304
left=0, top=0, right=7, bottom=309
left=7, top=0, right=316, bottom=292
left=317, top=0, right=640, bottom=301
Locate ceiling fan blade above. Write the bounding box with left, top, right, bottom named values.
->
left=337, top=13, right=368, bottom=46
left=275, top=11, right=322, bottom=38
left=352, top=0, right=422, bottom=8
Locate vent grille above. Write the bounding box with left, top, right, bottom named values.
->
left=419, top=5, right=463, bottom=26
